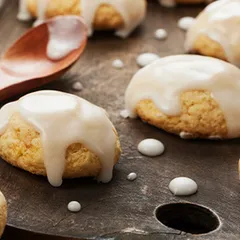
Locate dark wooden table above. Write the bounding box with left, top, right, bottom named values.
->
left=0, top=0, right=240, bottom=239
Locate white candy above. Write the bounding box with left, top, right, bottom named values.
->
left=136, top=53, right=160, bottom=68
left=178, top=17, right=195, bottom=31
left=120, top=109, right=130, bottom=119
left=154, top=29, right=168, bottom=40
left=72, top=82, right=83, bottom=91
left=33, top=19, right=44, bottom=27
left=169, top=177, right=198, bottom=196
left=112, top=59, right=124, bottom=69
left=138, top=139, right=165, bottom=157
left=17, top=13, right=32, bottom=21
left=17, top=0, right=32, bottom=21
left=127, top=172, right=137, bottom=181
left=208, top=135, right=222, bottom=140
left=159, top=0, right=176, bottom=7
left=68, top=201, right=81, bottom=212
left=180, top=132, right=194, bottom=139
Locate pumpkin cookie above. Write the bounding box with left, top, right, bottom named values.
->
left=17, top=0, right=147, bottom=38
left=124, top=55, right=240, bottom=139
left=185, top=0, right=240, bottom=67
left=0, top=91, right=121, bottom=187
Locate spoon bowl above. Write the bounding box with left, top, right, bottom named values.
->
left=0, top=15, right=87, bottom=101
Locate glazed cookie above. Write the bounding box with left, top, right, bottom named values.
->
left=185, top=0, right=240, bottom=67
left=159, top=0, right=213, bottom=7
left=17, top=0, right=147, bottom=38
left=0, top=91, right=121, bottom=187
left=0, top=192, right=7, bottom=237
left=123, top=55, right=240, bottom=139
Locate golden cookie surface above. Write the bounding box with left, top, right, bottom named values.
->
left=136, top=91, right=228, bottom=139
left=189, top=35, right=227, bottom=62
left=0, top=113, right=121, bottom=178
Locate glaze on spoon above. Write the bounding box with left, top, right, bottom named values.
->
left=46, top=16, right=86, bottom=61
left=0, top=16, right=87, bottom=101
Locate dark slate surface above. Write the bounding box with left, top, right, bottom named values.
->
left=0, top=0, right=239, bottom=239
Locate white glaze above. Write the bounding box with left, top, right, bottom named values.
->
left=154, top=29, right=168, bottom=40
left=68, top=201, right=81, bottom=212
left=136, top=53, right=160, bottom=68
left=17, top=0, right=32, bottom=21
left=120, top=109, right=130, bottom=119
left=80, top=0, right=146, bottom=38
left=0, top=91, right=117, bottom=187
left=169, top=177, right=198, bottom=196
left=72, top=82, right=83, bottom=91
left=185, top=0, right=240, bottom=67
left=138, top=139, right=165, bottom=157
left=17, top=0, right=48, bottom=25
left=112, top=59, right=124, bottom=69
left=180, top=132, right=194, bottom=139
left=159, top=0, right=176, bottom=8
left=17, top=0, right=145, bottom=38
left=127, top=172, right=137, bottom=181
left=208, top=135, right=222, bottom=140
left=159, top=0, right=212, bottom=7
left=124, top=55, right=240, bottom=138
left=46, top=16, right=85, bottom=60
left=178, top=17, right=195, bottom=31
left=33, top=0, right=49, bottom=27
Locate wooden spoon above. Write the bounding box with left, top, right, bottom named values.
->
left=0, top=16, right=87, bottom=102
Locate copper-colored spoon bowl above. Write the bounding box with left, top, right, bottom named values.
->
left=0, top=16, right=87, bottom=101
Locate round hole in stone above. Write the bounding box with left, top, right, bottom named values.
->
left=155, top=203, right=220, bottom=234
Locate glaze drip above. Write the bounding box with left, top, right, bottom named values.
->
left=33, top=0, right=49, bottom=26
left=18, top=0, right=146, bottom=38
left=0, top=91, right=117, bottom=187
left=124, top=55, right=240, bottom=138
left=80, top=0, right=146, bottom=38
left=185, top=0, right=240, bottom=66
left=17, top=0, right=32, bottom=21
